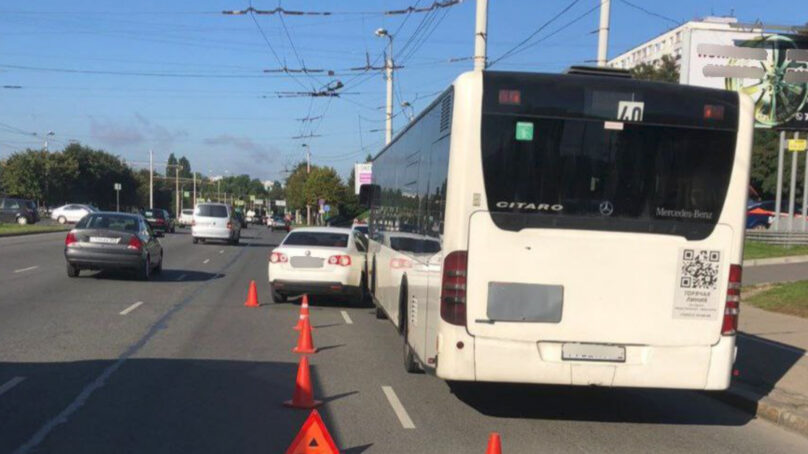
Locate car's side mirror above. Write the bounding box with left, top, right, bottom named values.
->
left=359, top=184, right=380, bottom=208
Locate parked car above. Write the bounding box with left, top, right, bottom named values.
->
left=268, top=215, right=290, bottom=232
left=192, top=203, right=241, bottom=245
left=351, top=220, right=369, bottom=236
left=178, top=209, right=194, bottom=227
left=746, top=200, right=806, bottom=230
left=0, top=196, right=39, bottom=224
left=141, top=208, right=175, bottom=234
left=64, top=212, right=163, bottom=280
left=51, top=204, right=96, bottom=224
left=267, top=227, right=368, bottom=304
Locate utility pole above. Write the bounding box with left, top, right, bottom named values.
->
left=175, top=165, right=181, bottom=217
left=788, top=132, right=800, bottom=231
left=597, top=0, right=611, bottom=67
left=149, top=149, right=154, bottom=209
left=375, top=28, right=394, bottom=145
left=774, top=132, right=786, bottom=230
left=304, top=143, right=312, bottom=226
left=192, top=172, right=197, bottom=209
left=473, top=0, right=489, bottom=70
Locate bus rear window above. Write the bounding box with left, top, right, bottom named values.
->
left=481, top=116, right=736, bottom=240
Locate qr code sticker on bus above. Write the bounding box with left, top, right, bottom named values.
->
left=680, top=249, right=720, bottom=290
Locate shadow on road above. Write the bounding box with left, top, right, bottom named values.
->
left=732, top=333, right=806, bottom=404
left=0, top=359, right=356, bottom=453
left=447, top=381, right=754, bottom=426
left=79, top=269, right=223, bottom=282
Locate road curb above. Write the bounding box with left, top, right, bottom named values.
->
left=743, top=255, right=808, bottom=267
left=710, top=384, right=808, bottom=437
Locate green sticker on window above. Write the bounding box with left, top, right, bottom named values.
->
left=515, top=121, right=534, bottom=141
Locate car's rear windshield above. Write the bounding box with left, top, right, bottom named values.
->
left=389, top=236, right=441, bottom=253
left=142, top=209, right=164, bottom=218
left=76, top=214, right=140, bottom=232
left=353, top=225, right=369, bottom=234
left=196, top=205, right=228, bottom=218
left=481, top=72, right=738, bottom=240
left=182, top=209, right=194, bottom=215
left=283, top=232, right=349, bottom=248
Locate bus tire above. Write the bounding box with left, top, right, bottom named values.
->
left=403, top=341, right=420, bottom=374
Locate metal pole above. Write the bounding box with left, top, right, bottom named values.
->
left=175, top=166, right=180, bottom=217
left=597, top=0, right=611, bottom=67
left=789, top=132, right=799, bottom=232
left=473, top=0, right=488, bottom=71
left=149, top=149, right=154, bottom=209
left=385, top=38, right=394, bottom=145
left=116, top=189, right=120, bottom=212
left=306, top=144, right=311, bottom=225
left=192, top=172, right=197, bottom=208
left=217, top=180, right=221, bottom=202
left=774, top=131, right=786, bottom=230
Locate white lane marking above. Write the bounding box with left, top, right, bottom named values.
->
left=382, top=386, right=415, bottom=429
left=0, top=377, right=25, bottom=397
left=739, top=332, right=807, bottom=357
left=341, top=310, right=353, bottom=325
left=219, top=249, right=224, bottom=254
left=119, top=301, right=144, bottom=316
left=176, top=273, right=188, bottom=281
left=13, top=266, right=38, bottom=273
left=203, top=259, right=210, bottom=264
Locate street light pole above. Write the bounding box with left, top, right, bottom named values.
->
left=473, top=0, right=488, bottom=70
left=149, top=149, right=154, bottom=209
left=376, top=28, right=394, bottom=145
left=303, top=143, right=311, bottom=225
left=597, top=0, right=611, bottom=67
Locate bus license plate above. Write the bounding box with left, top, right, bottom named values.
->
left=562, top=343, right=625, bottom=362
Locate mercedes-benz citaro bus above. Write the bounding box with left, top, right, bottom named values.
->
left=360, top=68, right=752, bottom=390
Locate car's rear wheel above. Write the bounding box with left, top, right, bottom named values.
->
left=57, top=216, right=67, bottom=224
left=271, top=285, right=287, bottom=303
left=138, top=255, right=151, bottom=281
left=192, top=237, right=199, bottom=244
left=154, top=252, right=163, bottom=274
left=66, top=263, right=79, bottom=278
left=17, top=216, right=28, bottom=225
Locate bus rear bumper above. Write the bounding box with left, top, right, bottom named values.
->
left=437, top=334, right=735, bottom=390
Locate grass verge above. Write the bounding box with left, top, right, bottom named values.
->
left=743, top=241, right=808, bottom=260
left=0, top=223, right=69, bottom=237
left=744, top=280, right=808, bottom=318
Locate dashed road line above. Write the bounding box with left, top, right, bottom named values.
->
left=13, top=266, right=38, bottom=273
left=0, top=377, right=26, bottom=397
left=341, top=310, right=353, bottom=325
left=119, top=301, right=144, bottom=316
left=176, top=273, right=188, bottom=281
left=382, top=386, right=415, bottom=429
left=203, top=259, right=210, bottom=264
left=219, top=249, right=224, bottom=254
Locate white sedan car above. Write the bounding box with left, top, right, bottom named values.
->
left=51, top=204, right=97, bottom=224
left=268, top=227, right=368, bottom=304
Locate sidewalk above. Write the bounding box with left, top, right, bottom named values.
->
left=720, top=303, right=808, bottom=436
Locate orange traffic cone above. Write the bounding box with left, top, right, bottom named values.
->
left=293, top=315, right=317, bottom=354
left=485, top=432, right=502, bottom=454
left=244, top=280, right=260, bottom=307
left=283, top=355, right=322, bottom=409
left=294, top=294, right=311, bottom=330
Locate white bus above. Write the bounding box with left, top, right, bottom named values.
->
left=361, top=69, right=752, bottom=390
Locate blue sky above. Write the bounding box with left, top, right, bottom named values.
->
left=0, top=0, right=800, bottom=181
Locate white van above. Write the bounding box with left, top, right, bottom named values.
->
left=191, top=203, right=241, bottom=245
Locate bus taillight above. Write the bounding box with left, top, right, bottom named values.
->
left=441, top=251, right=468, bottom=326
left=722, top=265, right=742, bottom=336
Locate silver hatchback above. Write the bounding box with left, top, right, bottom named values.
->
left=191, top=203, right=241, bottom=245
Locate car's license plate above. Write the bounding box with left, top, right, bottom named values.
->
left=89, top=237, right=120, bottom=244
left=562, top=343, right=626, bottom=362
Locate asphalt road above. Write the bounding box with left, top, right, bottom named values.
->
left=2, top=228, right=808, bottom=453
left=745, top=261, right=808, bottom=285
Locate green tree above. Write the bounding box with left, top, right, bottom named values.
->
left=0, top=149, right=78, bottom=206
left=304, top=166, right=344, bottom=211
left=178, top=156, right=192, bottom=179
left=166, top=153, right=178, bottom=177
left=267, top=180, right=284, bottom=201
left=284, top=161, right=310, bottom=211
left=631, top=54, right=680, bottom=83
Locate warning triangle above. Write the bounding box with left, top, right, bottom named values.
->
left=285, top=409, right=340, bottom=454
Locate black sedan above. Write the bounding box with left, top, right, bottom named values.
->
left=141, top=208, right=175, bottom=234
left=64, top=212, right=163, bottom=280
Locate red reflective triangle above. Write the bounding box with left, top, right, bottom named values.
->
left=285, top=409, right=340, bottom=454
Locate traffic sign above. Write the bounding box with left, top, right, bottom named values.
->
left=113, top=183, right=122, bottom=190
left=788, top=138, right=807, bottom=152
left=515, top=121, right=534, bottom=141
left=250, top=195, right=255, bottom=201
left=183, top=191, right=190, bottom=197
left=323, top=204, right=330, bottom=213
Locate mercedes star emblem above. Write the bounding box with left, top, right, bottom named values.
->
left=599, top=201, right=614, bottom=216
